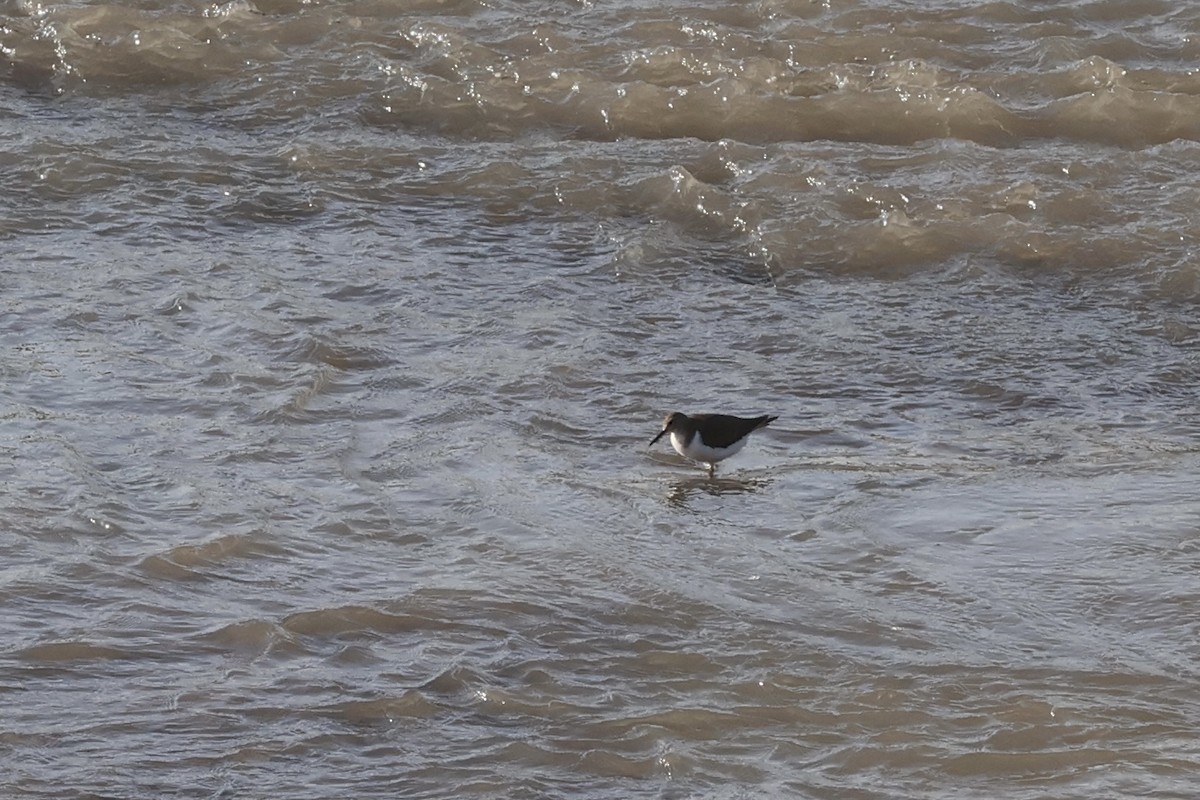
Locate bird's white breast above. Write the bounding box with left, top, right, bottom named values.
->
left=670, top=429, right=747, bottom=464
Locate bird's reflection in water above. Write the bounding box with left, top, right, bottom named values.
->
left=666, top=474, right=772, bottom=507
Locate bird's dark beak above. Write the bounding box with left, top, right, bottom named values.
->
left=649, top=428, right=667, bottom=446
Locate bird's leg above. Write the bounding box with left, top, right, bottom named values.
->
left=706, top=462, right=716, bottom=478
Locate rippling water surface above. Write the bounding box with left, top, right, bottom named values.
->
left=4, top=1, right=1200, bottom=797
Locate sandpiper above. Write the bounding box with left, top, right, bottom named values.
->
left=650, top=412, right=778, bottom=476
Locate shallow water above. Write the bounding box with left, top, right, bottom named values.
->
left=4, top=1, right=1200, bottom=797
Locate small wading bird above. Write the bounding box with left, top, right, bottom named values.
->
left=650, top=412, right=778, bottom=476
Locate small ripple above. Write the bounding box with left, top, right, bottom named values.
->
left=321, top=692, right=441, bottom=724
left=281, top=605, right=446, bottom=638
left=15, top=641, right=130, bottom=663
